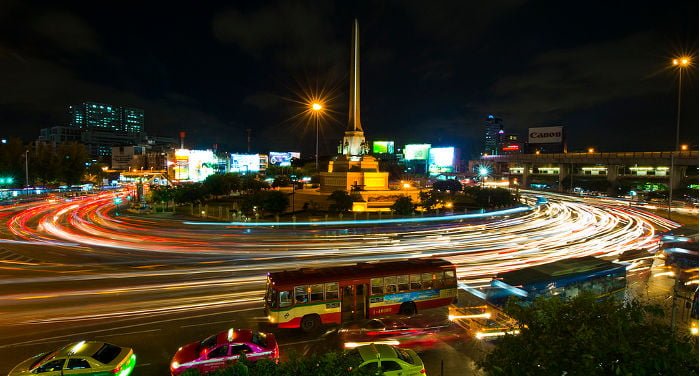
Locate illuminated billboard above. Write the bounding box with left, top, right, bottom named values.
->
left=269, top=152, right=301, bottom=166
left=528, top=126, right=563, bottom=144
left=373, top=141, right=395, bottom=154
left=404, top=144, right=431, bottom=160
left=230, top=154, right=260, bottom=173
left=172, top=149, right=217, bottom=182
left=429, top=147, right=455, bottom=175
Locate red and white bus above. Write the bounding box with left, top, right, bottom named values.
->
left=264, top=258, right=458, bottom=333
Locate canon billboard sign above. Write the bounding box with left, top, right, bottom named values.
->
left=528, top=126, right=564, bottom=144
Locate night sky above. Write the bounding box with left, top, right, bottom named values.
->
left=0, top=1, right=697, bottom=157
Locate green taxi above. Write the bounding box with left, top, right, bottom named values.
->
left=346, top=343, right=426, bottom=375
left=8, top=341, right=136, bottom=376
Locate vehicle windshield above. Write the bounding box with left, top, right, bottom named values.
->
left=252, top=331, right=268, bottom=348
left=30, top=352, right=56, bottom=370
left=200, top=334, right=218, bottom=350
left=344, top=349, right=364, bottom=367
left=92, top=344, right=121, bottom=364
left=396, top=348, right=414, bottom=365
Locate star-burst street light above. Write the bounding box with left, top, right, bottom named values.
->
left=669, top=55, right=692, bottom=219
left=309, top=101, right=324, bottom=171
left=478, top=166, right=490, bottom=188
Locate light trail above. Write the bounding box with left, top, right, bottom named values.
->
left=0, top=191, right=679, bottom=329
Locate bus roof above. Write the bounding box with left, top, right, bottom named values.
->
left=268, top=258, right=454, bottom=287
left=495, top=256, right=624, bottom=289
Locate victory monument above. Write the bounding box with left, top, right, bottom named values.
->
left=320, top=20, right=389, bottom=195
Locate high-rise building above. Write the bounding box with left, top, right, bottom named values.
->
left=64, top=102, right=146, bottom=159
left=483, top=114, right=504, bottom=156
left=123, top=107, right=145, bottom=133
left=69, top=102, right=144, bottom=134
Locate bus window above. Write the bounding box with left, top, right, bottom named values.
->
left=444, top=270, right=456, bottom=286
left=384, top=276, right=397, bottom=294
left=398, top=275, right=409, bottom=292
left=422, top=273, right=434, bottom=289
left=325, top=282, right=339, bottom=300
left=310, top=284, right=325, bottom=302
left=294, top=285, right=308, bottom=304
left=410, top=274, right=422, bottom=290
left=279, top=290, right=292, bottom=307
left=371, top=278, right=383, bottom=295
left=434, top=272, right=444, bottom=288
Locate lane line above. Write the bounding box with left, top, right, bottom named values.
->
left=0, top=306, right=259, bottom=349
left=180, top=319, right=235, bottom=328
left=95, top=328, right=161, bottom=338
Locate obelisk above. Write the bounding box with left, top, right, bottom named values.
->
left=342, top=19, right=366, bottom=156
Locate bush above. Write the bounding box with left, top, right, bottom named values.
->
left=391, top=196, right=414, bottom=215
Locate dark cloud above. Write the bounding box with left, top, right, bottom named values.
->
left=243, top=91, right=282, bottom=110
left=0, top=1, right=696, bottom=156
left=32, top=11, right=101, bottom=53
left=212, top=3, right=344, bottom=69
left=475, top=31, right=681, bottom=129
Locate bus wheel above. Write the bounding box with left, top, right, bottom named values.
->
left=301, top=314, right=321, bottom=334
left=399, top=302, right=417, bottom=315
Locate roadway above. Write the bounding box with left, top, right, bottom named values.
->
left=0, top=192, right=677, bottom=374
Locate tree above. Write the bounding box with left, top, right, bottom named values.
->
left=173, top=183, right=208, bottom=204
left=432, top=179, right=462, bottom=192
left=328, top=190, right=353, bottom=213
left=418, top=191, right=438, bottom=210
left=203, top=173, right=241, bottom=197
left=479, top=293, right=699, bottom=375
left=241, top=175, right=270, bottom=191
left=391, top=196, right=414, bottom=215
left=271, top=175, right=291, bottom=188
left=57, top=142, right=89, bottom=185
left=261, top=190, right=289, bottom=215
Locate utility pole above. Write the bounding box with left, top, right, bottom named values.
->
left=246, top=129, right=252, bottom=153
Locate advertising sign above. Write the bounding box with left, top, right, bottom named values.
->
left=428, top=147, right=455, bottom=175
left=528, top=126, right=563, bottom=144
left=269, top=152, right=301, bottom=167
left=404, top=144, right=431, bottom=160
left=230, top=154, right=260, bottom=173
left=372, top=141, right=395, bottom=154
left=172, top=149, right=217, bottom=182
left=502, top=144, right=520, bottom=152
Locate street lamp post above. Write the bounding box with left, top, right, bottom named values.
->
left=24, top=149, right=29, bottom=196
left=310, top=102, right=323, bottom=172
left=669, top=56, right=691, bottom=219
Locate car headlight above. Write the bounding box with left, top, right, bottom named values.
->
left=171, top=361, right=180, bottom=369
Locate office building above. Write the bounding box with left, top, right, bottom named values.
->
left=483, top=114, right=504, bottom=156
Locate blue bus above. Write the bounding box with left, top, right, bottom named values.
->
left=486, top=256, right=626, bottom=306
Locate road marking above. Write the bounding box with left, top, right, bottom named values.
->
left=181, top=319, right=234, bottom=328
left=96, top=329, right=161, bottom=337
left=279, top=338, right=325, bottom=347
left=0, top=307, right=259, bottom=349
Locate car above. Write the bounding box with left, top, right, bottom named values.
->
left=344, top=343, right=426, bottom=375
left=8, top=340, right=136, bottom=376
left=339, top=314, right=460, bottom=350
left=170, top=328, right=279, bottom=376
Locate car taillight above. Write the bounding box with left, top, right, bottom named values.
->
left=111, top=364, right=122, bottom=374
left=420, top=368, right=426, bottom=374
